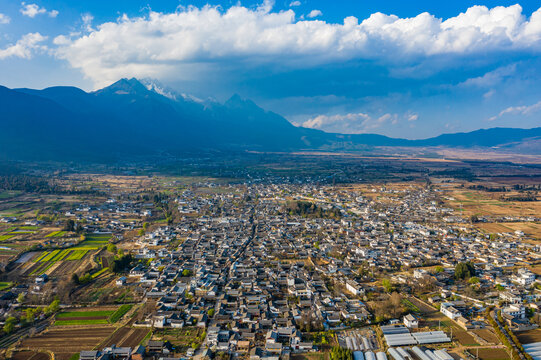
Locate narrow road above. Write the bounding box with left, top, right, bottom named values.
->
left=0, top=319, right=49, bottom=349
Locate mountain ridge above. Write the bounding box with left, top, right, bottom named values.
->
left=1, top=78, right=540, bottom=160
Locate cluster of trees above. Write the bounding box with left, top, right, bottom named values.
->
left=455, top=261, right=476, bottom=280
left=330, top=346, right=353, bottom=360
left=3, top=299, right=60, bottom=335
left=296, top=313, right=325, bottom=333
left=372, top=292, right=405, bottom=322
left=71, top=272, right=93, bottom=285
left=111, top=254, right=133, bottom=273
left=0, top=175, right=55, bottom=193
left=501, top=192, right=538, bottom=202
left=284, top=201, right=341, bottom=219
left=64, top=219, right=84, bottom=233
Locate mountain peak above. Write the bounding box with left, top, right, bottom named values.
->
left=96, top=78, right=149, bottom=95
left=225, top=93, right=259, bottom=110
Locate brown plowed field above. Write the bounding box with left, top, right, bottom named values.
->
left=102, top=326, right=131, bottom=347
left=119, top=328, right=150, bottom=347
left=20, top=325, right=114, bottom=360
left=10, top=350, right=50, bottom=360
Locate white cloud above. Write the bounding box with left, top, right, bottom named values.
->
left=488, top=100, right=541, bottom=121
left=289, top=1, right=301, bottom=7
left=307, top=10, right=322, bottom=18
left=0, top=13, right=10, bottom=24
left=301, top=112, right=398, bottom=134
left=21, top=2, right=58, bottom=18
left=0, top=32, right=47, bottom=60
left=407, top=114, right=418, bottom=121
left=460, top=64, right=517, bottom=88
left=53, top=3, right=541, bottom=88
left=82, top=13, right=94, bottom=31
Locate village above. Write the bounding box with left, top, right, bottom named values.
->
left=0, top=174, right=539, bottom=360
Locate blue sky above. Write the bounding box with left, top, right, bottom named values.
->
left=1, top=0, right=541, bottom=138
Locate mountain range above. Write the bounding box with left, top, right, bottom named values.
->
left=1, top=78, right=540, bottom=161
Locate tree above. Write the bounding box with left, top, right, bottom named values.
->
left=111, top=254, right=132, bottom=273
left=182, top=269, right=191, bottom=277
left=382, top=278, right=394, bottom=293
left=107, top=243, right=117, bottom=253
left=434, top=266, right=444, bottom=273
left=208, top=309, right=215, bottom=317
left=3, top=317, right=16, bottom=334
left=468, top=276, right=480, bottom=284
left=17, top=293, right=25, bottom=304
left=455, top=261, right=475, bottom=280
left=46, top=299, right=60, bottom=314
left=64, top=219, right=75, bottom=232
left=71, top=273, right=80, bottom=285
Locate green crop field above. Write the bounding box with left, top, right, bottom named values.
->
left=54, top=319, right=109, bottom=326
left=66, top=250, right=88, bottom=260
left=56, top=310, right=115, bottom=318
left=91, top=268, right=109, bottom=279
left=0, top=235, right=14, bottom=241
left=109, top=304, right=133, bottom=323
left=0, top=282, right=13, bottom=291
left=40, top=250, right=60, bottom=262
left=73, top=234, right=111, bottom=250
left=46, top=231, right=66, bottom=238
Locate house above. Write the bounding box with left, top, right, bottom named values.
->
left=440, top=302, right=462, bottom=320
left=116, top=276, right=127, bottom=286
left=79, top=351, right=100, bottom=360
left=35, top=274, right=48, bottom=285
left=403, top=314, right=418, bottom=328
left=502, top=304, right=526, bottom=319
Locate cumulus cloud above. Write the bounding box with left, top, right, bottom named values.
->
left=53, top=2, right=541, bottom=88
left=488, top=100, right=541, bottom=121
left=0, top=32, right=47, bottom=60
left=307, top=10, right=322, bottom=18
left=301, top=112, right=398, bottom=134
left=289, top=1, right=301, bottom=7
left=0, top=13, right=10, bottom=24
left=21, top=2, right=58, bottom=18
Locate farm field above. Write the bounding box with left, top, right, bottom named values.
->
left=472, top=348, right=509, bottom=360
left=475, top=222, right=541, bottom=239
left=53, top=305, right=132, bottom=326
left=20, top=326, right=115, bottom=360
left=516, top=329, right=541, bottom=344
left=9, top=350, right=50, bottom=360
left=72, top=234, right=111, bottom=250
left=440, top=186, right=541, bottom=218
left=0, top=282, right=12, bottom=291
left=54, top=309, right=116, bottom=326
left=472, top=329, right=500, bottom=344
